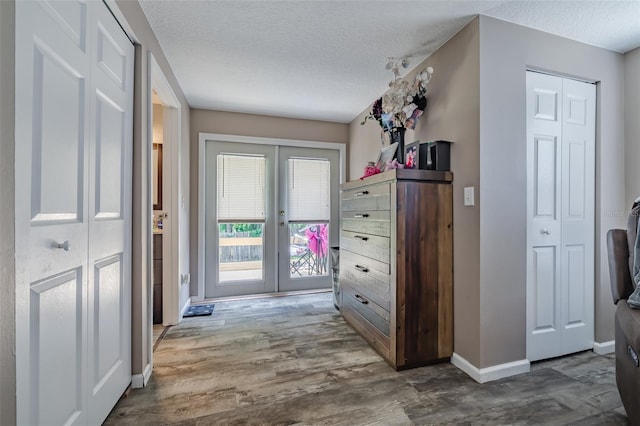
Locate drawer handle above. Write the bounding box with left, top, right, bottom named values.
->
left=354, top=235, right=369, bottom=241
left=354, top=213, right=370, bottom=218
left=355, top=191, right=369, bottom=197
left=354, top=294, right=369, bottom=304
left=354, top=264, right=369, bottom=273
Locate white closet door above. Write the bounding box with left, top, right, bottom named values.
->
left=526, top=72, right=563, bottom=361
left=86, top=3, right=134, bottom=425
left=14, top=1, right=133, bottom=424
left=559, top=77, right=595, bottom=355
left=526, top=71, right=595, bottom=362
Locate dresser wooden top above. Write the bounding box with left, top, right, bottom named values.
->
left=342, top=169, right=453, bottom=190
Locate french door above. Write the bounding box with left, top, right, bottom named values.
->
left=205, top=142, right=339, bottom=298
left=278, top=147, right=340, bottom=292
left=205, top=142, right=277, bottom=297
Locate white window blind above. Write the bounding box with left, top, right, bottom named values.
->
left=217, top=154, right=265, bottom=221
left=287, top=158, right=330, bottom=221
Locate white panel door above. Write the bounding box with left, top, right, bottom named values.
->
left=15, top=1, right=133, bottom=424
left=560, top=78, right=595, bottom=355
left=526, top=72, right=563, bottom=361
left=86, top=3, right=133, bottom=424
left=526, top=71, right=595, bottom=361
left=15, top=2, right=91, bottom=423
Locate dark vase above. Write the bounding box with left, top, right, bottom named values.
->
left=388, top=127, right=406, bottom=164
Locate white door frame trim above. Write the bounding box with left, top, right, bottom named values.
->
left=195, top=132, right=346, bottom=302
left=148, top=53, right=181, bottom=329
left=103, top=0, right=140, bottom=44
left=134, top=53, right=181, bottom=389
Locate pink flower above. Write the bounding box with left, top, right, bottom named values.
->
left=305, top=224, right=328, bottom=256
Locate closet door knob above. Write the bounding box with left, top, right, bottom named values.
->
left=56, top=241, right=71, bottom=251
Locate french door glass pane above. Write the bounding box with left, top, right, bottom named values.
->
left=217, top=154, right=265, bottom=220
left=287, top=158, right=330, bottom=221
left=218, top=223, right=264, bottom=282
left=289, top=223, right=329, bottom=278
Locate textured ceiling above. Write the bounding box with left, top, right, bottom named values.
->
left=139, top=0, right=640, bottom=123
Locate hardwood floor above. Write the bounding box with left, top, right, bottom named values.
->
left=105, top=293, right=627, bottom=425
left=153, top=324, right=168, bottom=352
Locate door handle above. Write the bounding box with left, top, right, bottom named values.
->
left=354, top=264, right=369, bottom=273
left=354, top=294, right=369, bottom=304
left=280, top=210, right=285, bottom=216
left=354, top=235, right=369, bottom=241
left=353, top=213, right=370, bottom=218
left=540, top=229, right=550, bottom=235
left=56, top=240, right=71, bottom=251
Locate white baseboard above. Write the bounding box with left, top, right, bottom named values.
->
left=131, top=363, right=152, bottom=389
left=593, top=340, right=615, bottom=355
left=451, top=352, right=530, bottom=384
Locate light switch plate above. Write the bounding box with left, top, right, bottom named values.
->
left=464, top=187, right=475, bottom=207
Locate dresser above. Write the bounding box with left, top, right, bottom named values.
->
left=339, top=169, right=453, bottom=370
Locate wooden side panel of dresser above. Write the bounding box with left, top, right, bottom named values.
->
left=395, top=181, right=453, bottom=368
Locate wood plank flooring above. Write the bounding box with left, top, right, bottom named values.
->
left=105, top=293, right=628, bottom=425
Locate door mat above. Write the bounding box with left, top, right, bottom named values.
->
left=183, top=304, right=215, bottom=317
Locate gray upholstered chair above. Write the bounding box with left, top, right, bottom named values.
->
left=606, top=208, right=640, bottom=424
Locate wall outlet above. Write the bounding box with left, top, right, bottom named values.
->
left=464, top=186, right=475, bottom=207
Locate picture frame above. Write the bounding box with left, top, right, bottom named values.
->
left=375, top=142, right=398, bottom=172
left=404, top=140, right=420, bottom=169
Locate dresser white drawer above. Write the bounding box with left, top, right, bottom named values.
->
left=341, top=210, right=390, bottom=236
left=340, top=230, right=390, bottom=265
left=341, top=183, right=390, bottom=212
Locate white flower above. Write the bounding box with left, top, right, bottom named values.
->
left=403, top=103, right=417, bottom=117
left=363, top=65, right=434, bottom=129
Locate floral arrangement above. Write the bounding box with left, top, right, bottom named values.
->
left=361, top=61, right=434, bottom=131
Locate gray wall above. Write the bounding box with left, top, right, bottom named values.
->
left=114, top=0, right=193, bottom=377
left=478, top=15, right=625, bottom=367
left=349, top=15, right=627, bottom=370
left=189, top=109, right=349, bottom=297
left=0, top=1, right=16, bottom=423
left=349, top=19, right=482, bottom=365
left=625, top=48, right=640, bottom=206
